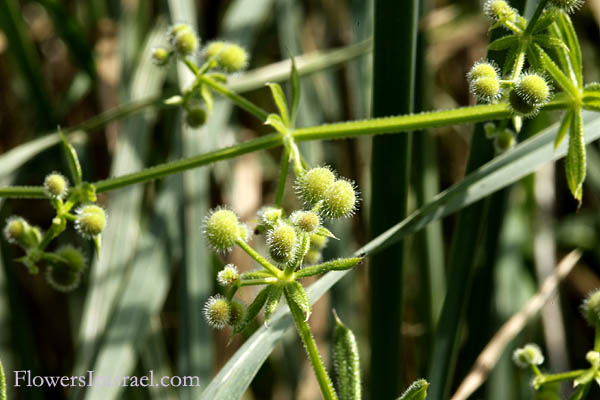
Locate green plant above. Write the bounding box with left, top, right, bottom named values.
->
left=1, top=0, right=599, bottom=398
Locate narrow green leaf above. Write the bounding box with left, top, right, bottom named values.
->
left=526, top=46, right=544, bottom=73
left=200, top=84, right=214, bottom=113
left=267, top=82, right=290, bottom=126
left=554, top=109, right=573, bottom=149
left=316, top=226, right=339, bottom=239
left=233, top=285, right=270, bottom=335
left=488, top=35, right=518, bottom=51
left=503, top=44, right=519, bottom=76
left=0, top=357, right=6, bottom=400
left=265, top=113, right=288, bottom=135
left=533, top=35, right=570, bottom=53
left=398, top=379, right=429, bottom=400
left=264, top=284, right=284, bottom=324
left=332, top=310, right=361, bottom=400
left=584, top=100, right=600, bottom=111
left=59, top=130, right=83, bottom=186
left=537, top=45, right=579, bottom=99
left=296, top=257, right=363, bottom=279
left=565, top=108, right=586, bottom=201
left=532, top=9, right=559, bottom=34
left=241, top=270, right=276, bottom=280
left=556, top=11, right=582, bottom=88
left=583, top=83, right=600, bottom=101
left=284, top=281, right=311, bottom=321
left=290, top=56, right=301, bottom=126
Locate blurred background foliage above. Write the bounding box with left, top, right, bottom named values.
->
left=1, top=0, right=600, bottom=399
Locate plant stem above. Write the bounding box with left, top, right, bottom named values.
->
left=541, top=369, right=586, bottom=384
left=285, top=289, right=338, bottom=400
left=235, top=239, right=281, bottom=278
left=275, top=147, right=290, bottom=207
left=523, top=0, right=549, bottom=36
left=239, top=277, right=278, bottom=286
left=0, top=357, right=5, bottom=400
left=594, top=325, right=600, bottom=352
left=198, top=74, right=269, bottom=122
left=0, top=99, right=570, bottom=198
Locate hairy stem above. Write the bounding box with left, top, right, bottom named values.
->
left=199, top=74, right=269, bottom=121
left=0, top=357, right=5, bottom=400
left=285, top=289, right=338, bottom=400
left=540, top=369, right=586, bottom=384
left=275, top=147, right=290, bottom=207
left=235, top=239, right=281, bottom=277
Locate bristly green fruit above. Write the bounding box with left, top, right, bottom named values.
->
left=44, top=172, right=69, bottom=199
left=291, top=211, right=320, bottom=233
left=185, top=107, right=207, bottom=128
left=203, top=295, right=231, bottom=329
left=228, top=300, right=245, bottom=327
left=303, top=249, right=322, bottom=265
left=582, top=289, right=600, bottom=326
left=216, top=43, right=248, bottom=73
left=4, top=216, right=29, bottom=246
left=483, top=0, right=518, bottom=22
left=267, top=223, right=298, bottom=264
left=512, top=343, right=545, bottom=368
left=217, top=264, right=239, bottom=286
left=468, top=61, right=498, bottom=81
left=509, top=89, right=539, bottom=117
left=515, top=73, right=551, bottom=106
left=494, top=128, right=515, bottom=152
left=470, top=76, right=501, bottom=103
left=204, top=208, right=244, bottom=253
left=151, top=47, right=170, bottom=66
left=548, top=0, right=584, bottom=13
left=205, top=41, right=226, bottom=59
left=309, top=233, right=328, bottom=250
left=322, top=179, right=358, bottom=218
left=297, top=166, right=336, bottom=205
left=169, top=23, right=199, bottom=57
left=75, top=205, right=107, bottom=238
left=258, top=206, right=282, bottom=226
left=46, top=245, right=86, bottom=292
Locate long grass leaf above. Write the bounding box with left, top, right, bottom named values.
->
left=199, top=110, right=600, bottom=400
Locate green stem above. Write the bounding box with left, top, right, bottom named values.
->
left=523, top=0, right=549, bottom=36
left=275, top=147, right=290, bottom=207
left=239, top=277, right=278, bottom=286
left=0, top=99, right=570, bottom=198
left=594, top=325, right=600, bottom=352
left=540, top=369, right=586, bottom=384
left=285, top=289, right=338, bottom=400
left=0, top=357, right=5, bottom=400
left=199, top=75, right=270, bottom=122
left=235, top=239, right=281, bottom=278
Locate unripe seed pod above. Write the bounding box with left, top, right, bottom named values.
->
left=297, top=167, right=336, bottom=205
left=204, top=208, right=243, bottom=252
left=484, top=122, right=498, bottom=139
left=75, top=205, right=107, bottom=238
left=509, top=89, right=539, bottom=117
left=267, top=223, right=298, bottom=263
left=216, top=43, right=248, bottom=73
left=228, top=300, right=245, bottom=327
left=470, top=76, right=501, bottom=102
left=203, top=295, right=230, bottom=329
left=4, top=216, right=41, bottom=249
left=512, top=343, right=544, bottom=368
left=310, top=233, right=329, bottom=250
left=151, top=47, right=170, bottom=66
left=204, top=41, right=226, bottom=59
left=217, top=264, right=239, bottom=286
left=587, top=351, right=600, bottom=368
left=46, top=246, right=86, bottom=292
left=44, top=172, right=69, bottom=199
left=494, top=129, right=516, bottom=152
left=548, top=0, right=583, bottom=13
left=238, top=224, right=251, bottom=242
left=516, top=73, right=551, bottom=106
left=170, top=24, right=199, bottom=56
left=484, top=0, right=517, bottom=21
left=582, top=289, right=600, bottom=326
left=322, top=179, right=358, bottom=218
left=291, top=211, right=320, bottom=233
left=185, top=107, right=207, bottom=128
left=258, top=206, right=282, bottom=226
left=303, top=249, right=322, bottom=265
left=468, top=61, right=498, bottom=82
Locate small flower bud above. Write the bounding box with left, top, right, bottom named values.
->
left=204, top=40, right=226, bottom=59
left=169, top=24, right=199, bottom=57
left=470, top=76, right=501, bottom=103
left=185, top=107, right=207, bottom=128
left=267, top=223, right=298, bottom=264
left=586, top=351, right=600, bottom=368
left=204, top=208, right=243, bottom=252
left=151, top=47, right=171, bottom=66
left=75, top=205, right=107, bottom=238
left=310, top=233, right=329, bottom=250
left=228, top=300, right=245, bottom=327
left=494, top=128, right=516, bottom=152
left=484, top=0, right=518, bottom=22
left=468, top=61, right=498, bottom=82
left=291, top=211, right=320, bottom=233
left=582, top=289, right=600, bottom=326
left=203, top=295, right=230, bottom=329
left=3, top=216, right=41, bottom=248
left=322, top=179, right=358, bottom=219
left=548, top=0, right=583, bottom=13
left=515, top=73, right=551, bottom=106
left=512, top=343, right=544, bottom=368
left=296, top=167, right=336, bottom=205
left=258, top=206, right=282, bottom=226
left=215, top=43, right=248, bottom=73
left=217, top=264, right=239, bottom=286
left=508, top=89, right=539, bottom=117
left=44, top=172, right=69, bottom=199
left=304, top=249, right=322, bottom=265
left=46, top=245, right=86, bottom=292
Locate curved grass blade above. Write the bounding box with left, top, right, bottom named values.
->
left=199, top=111, right=600, bottom=400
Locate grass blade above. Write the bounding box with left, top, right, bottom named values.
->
left=369, top=1, right=419, bottom=397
